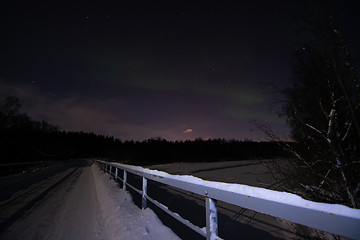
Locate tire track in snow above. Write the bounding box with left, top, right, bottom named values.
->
left=0, top=167, right=79, bottom=234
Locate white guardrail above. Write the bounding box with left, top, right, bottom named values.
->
left=96, top=160, right=360, bottom=240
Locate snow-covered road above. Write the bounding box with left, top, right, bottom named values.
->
left=0, top=161, right=179, bottom=240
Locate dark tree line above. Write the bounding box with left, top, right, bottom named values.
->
left=115, top=138, right=291, bottom=165
left=0, top=96, right=291, bottom=165
left=0, top=96, right=118, bottom=163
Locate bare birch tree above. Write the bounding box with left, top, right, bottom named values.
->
left=261, top=0, right=360, bottom=209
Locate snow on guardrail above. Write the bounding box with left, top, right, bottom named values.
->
left=97, top=160, right=360, bottom=240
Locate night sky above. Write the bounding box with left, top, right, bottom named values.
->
left=1, top=1, right=359, bottom=141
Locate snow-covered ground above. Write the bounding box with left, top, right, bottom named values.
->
left=1, top=159, right=355, bottom=240
left=0, top=161, right=179, bottom=240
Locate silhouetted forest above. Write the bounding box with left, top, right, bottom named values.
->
left=1, top=96, right=292, bottom=165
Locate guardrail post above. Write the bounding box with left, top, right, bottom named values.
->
left=206, top=197, right=218, bottom=240
left=142, top=177, right=147, bottom=210
left=115, top=167, right=118, bottom=180
left=123, top=170, right=127, bottom=191
left=109, top=165, right=112, bottom=179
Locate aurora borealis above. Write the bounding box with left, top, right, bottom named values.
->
left=1, top=1, right=358, bottom=141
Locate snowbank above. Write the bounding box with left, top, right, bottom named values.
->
left=92, top=165, right=180, bottom=240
